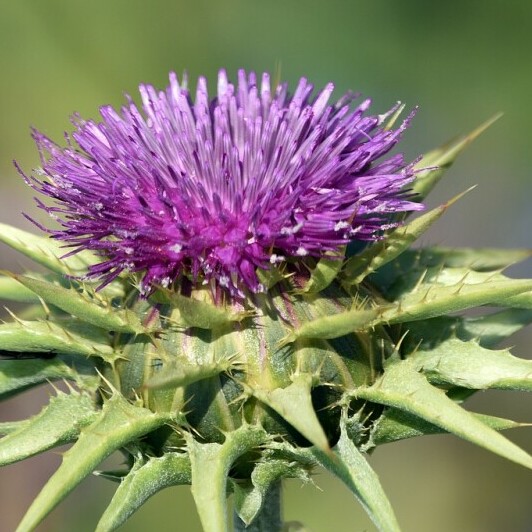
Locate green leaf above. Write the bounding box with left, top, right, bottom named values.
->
left=459, top=308, right=532, bottom=347
left=297, top=249, right=345, bottom=294
left=401, top=308, right=532, bottom=353
left=0, top=420, right=28, bottom=436
left=256, top=265, right=287, bottom=290
left=413, top=247, right=530, bottom=271
left=0, top=276, right=40, bottom=303
left=280, top=308, right=379, bottom=344
left=8, top=274, right=145, bottom=334
left=232, top=460, right=310, bottom=526
left=342, top=190, right=471, bottom=286
left=412, top=114, right=502, bottom=200
left=312, top=416, right=400, bottom=532
left=503, top=290, right=532, bottom=309
left=355, top=362, right=532, bottom=469
left=246, top=373, right=330, bottom=451
left=0, top=357, right=77, bottom=399
left=152, top=288, right=254, bottom=330
left=380, top=278, right=532, bottom=325
left=146, top=354, right=236, bottom=390
left=370, top=247, right=531, bottom=297
left=419, top=267, right=528, bottom=293
left=370, top=407, right=530, bottom=447
left=186, top=425, right=268, bottom=532
left=16, top=393, right=172, bottom=532
left=0, top=223, right=98, bottom=275
left=0, top=319, right=115, bottom=360
left=0, top=391, right=97, bottom=465
left=282, top=278, right=531, bottom=345
left=410, top=338, right=532, bottom=391
left=96, top=452, right=191, bottom=532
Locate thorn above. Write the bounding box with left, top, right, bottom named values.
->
left=277, top=329, right=296, bottom=349
left=4, top=307, right=23, bottom=324
left=434, top=262, right=445, bottom=283
left=38, top=296, right=52, bottom=318
left=409, top=339, right=423, bottom=357
left=443, top=185, right=477, bottom=210
left=453, top=282, right=465, bottom=295
left=458, top=270, right=471, bottom=284
left=420, top=285, right=434, bottom=302
left=63, top=380, right=78, bottom=394
left=48, top=380, right=63, bottom=395
left=413, top=269, right=428, bottom=291
left=63, top=327, right=76, bottom=340
left=226, top=392, right=247, bottom=409
left=96, top=368, right=120, bottom=397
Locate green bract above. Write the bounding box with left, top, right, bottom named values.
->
left=1, top=119, right=531, bottom=532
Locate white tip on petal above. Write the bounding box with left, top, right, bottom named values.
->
left=334, top=220, right=350, bottom=231
left=238, top=69, right=248, bottom=91
left=218, top=69, right=229, bottom=97
left=169, top=71, right=181, bottom=100
left=168, top=243, right=183, bottom=254
left=354, top=98, right=372, bottom=116
left=261, top=72, right=271, bottom=97
left=280, top=222, right=304, bottom=236
left=197, top=77, right=208, bottom=97
left=270, top=254, right=285, bottom=264
left=312, top=82, right=334, bottom=118
left=293, top=77, right=309, bottom=103
left=377, top=101, right=402, bottom=125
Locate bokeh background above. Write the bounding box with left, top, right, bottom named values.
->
left=0, top=1, right=531, bottom=531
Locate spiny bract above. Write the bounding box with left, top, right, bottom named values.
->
left=0, top=71, right=531, bottom=532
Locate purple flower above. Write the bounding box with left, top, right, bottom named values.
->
left=21, top=69, right=423, bottom=297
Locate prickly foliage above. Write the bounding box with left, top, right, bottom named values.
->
left=0, top=120, right=531, bottom=532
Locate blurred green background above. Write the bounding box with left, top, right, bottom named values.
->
left=0, top=1, right=531, bottom=531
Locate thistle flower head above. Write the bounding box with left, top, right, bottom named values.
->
left=2, top=71, right=531, bottom=532
left=24, top=69, right=422, bottom=297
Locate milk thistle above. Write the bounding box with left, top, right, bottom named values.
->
left=24, top=70, right=422, bottom=298
left=0, top=69, right=530, bottom=532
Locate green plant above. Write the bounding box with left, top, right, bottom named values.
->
left=0, top=71, right=530, bottom=531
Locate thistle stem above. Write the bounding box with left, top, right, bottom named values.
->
left=233, top=481, right=282, bottom=532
